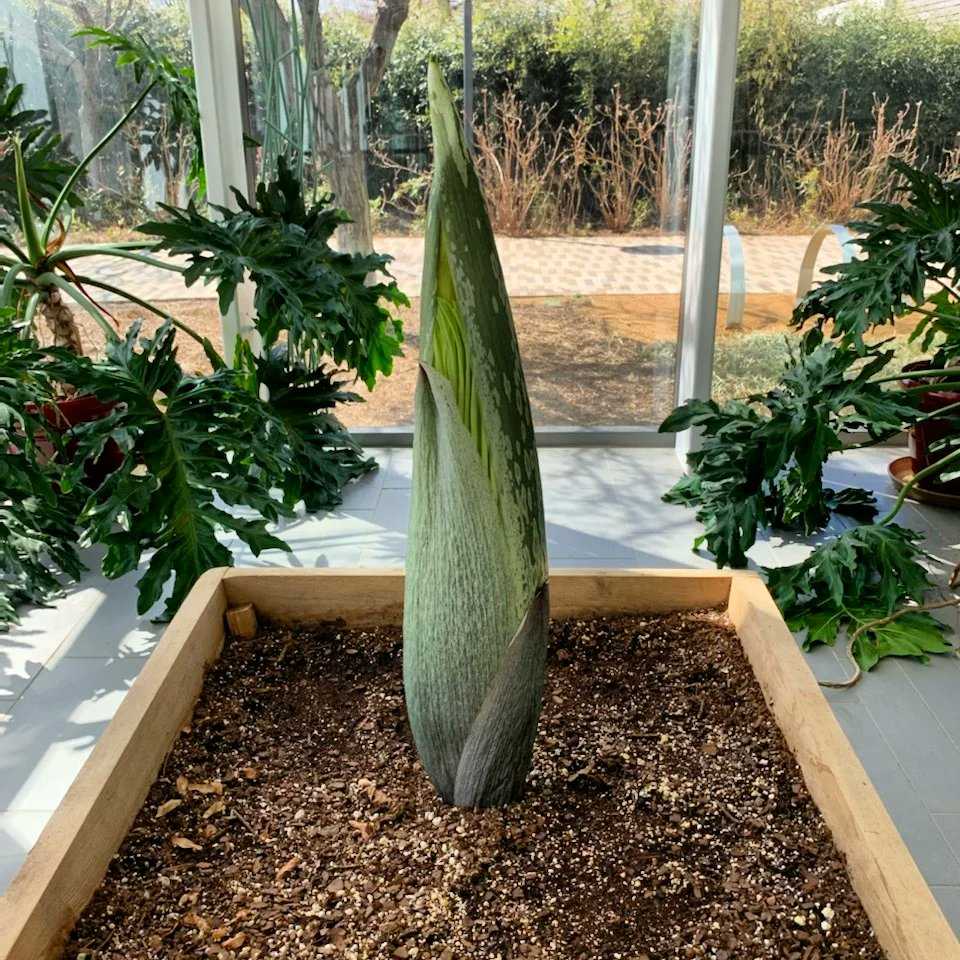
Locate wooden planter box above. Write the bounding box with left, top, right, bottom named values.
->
left=1, top=568, right=957, bottom=960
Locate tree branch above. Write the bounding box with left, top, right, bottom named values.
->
left=362, top=0, right=410, bottom=98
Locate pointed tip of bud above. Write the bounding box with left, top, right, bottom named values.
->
left=427, top=62, right=468, bottom=179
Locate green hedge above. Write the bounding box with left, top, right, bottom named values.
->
left=743, top=3, right=960, bottom=153
left=322, top=0, right=960, bottom=160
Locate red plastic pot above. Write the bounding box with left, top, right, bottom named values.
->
left=33, top=395, right=125, bottom=489
left=900, top=361, right=960, bottom=495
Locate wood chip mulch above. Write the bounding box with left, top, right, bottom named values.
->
left=65, top=611, right=884, bottom=960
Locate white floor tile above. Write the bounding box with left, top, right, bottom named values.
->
left=931, top=885, right=960, bottom=933
left=831, top=700, right=960, bottom=886
left=0, top=657, right=141, bottom=812
left=372, top=487, right=411, bottom=536
left=855, top=661, right=960, bottom=816
left=0, top=587, right=101, bottom=697
left=0, top=855, right=25, bottom=892
left=53, top=577, right=163, bottom=659
left=0, top=810, right=50, bottom=859
left=231, top=510, right=384, bottom=568
left=338, top=467, right=385, bottom=510
left=376, top=448, right=413, bottom=489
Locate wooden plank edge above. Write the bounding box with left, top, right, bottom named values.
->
left=727, top=574, right=960, bottom=960
left=0, top=567, right=230, bottom=960
left=221, top=567, right=733, bottom=624
left=10, top=568, right=932, bottom=960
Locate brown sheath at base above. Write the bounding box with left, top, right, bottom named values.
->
left=0, top=568, right=955, bottom=960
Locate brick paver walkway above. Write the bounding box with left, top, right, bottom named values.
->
left=83, top=232, right=843, bottom=302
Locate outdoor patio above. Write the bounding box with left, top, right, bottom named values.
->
left=2, top=442, right=960, bottom=933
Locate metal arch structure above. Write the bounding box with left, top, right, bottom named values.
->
left=796, top=223, right=857, bottom=302
left=722, top=223, right=746, bottom=330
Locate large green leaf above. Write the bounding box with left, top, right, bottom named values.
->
left=138, top=157, right=408, bottom=388
left=55, top=321, right=294, bottom=618
left=0, top=316, right=83, bottom=627
left=766, top=523, right=952, bottom=672
left=246, top=346, right=376, bottom=513
left=403, top=63, right=548, bottom=808
left=795, top=160, right=960, bottom=358
left=660, top=329, right=916, bottom=567
left=661, top=160, right=959, bottom=676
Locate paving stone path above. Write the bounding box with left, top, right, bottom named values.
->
left=82, top=232, right=843, bottom=302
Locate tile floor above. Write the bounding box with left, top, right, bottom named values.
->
left=2, top=443, right=960, bottom=937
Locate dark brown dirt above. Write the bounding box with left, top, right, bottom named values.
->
left=67, top=294, right=807, bottom=429
left=65, top=612, right=883, bottom=960
left=69, top=291, right=923, bottom=428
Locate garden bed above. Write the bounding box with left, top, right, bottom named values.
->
left=0, top=570, right=956, bottom=960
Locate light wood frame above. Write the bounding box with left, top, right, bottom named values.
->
left=1, top=568, right=956, bottom=960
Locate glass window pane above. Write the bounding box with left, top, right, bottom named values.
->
left=241, top=0, right=697, bottom=431
left=715, top=0, right=960, bottom=403
left=0, top=0, right=201, bottom=361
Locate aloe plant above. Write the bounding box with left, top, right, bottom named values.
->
left=403, top=63, right=549, bottom=808
left=1, top=84, right=187, bottom=354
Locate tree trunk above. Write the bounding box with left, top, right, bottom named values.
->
left=304, top=0, right=409, bottom=252
left=163, top=170, right=182, bottom=206
left=123, top=123, right=146, bottom=213
left=328, top=147, right=373, bottom=252
left=41, top=291, right=84, bottom=356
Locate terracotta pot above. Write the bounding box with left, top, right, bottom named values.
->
left=34, top=395, right=125, bottom=489
left=900, top=361, right=960, bottom=495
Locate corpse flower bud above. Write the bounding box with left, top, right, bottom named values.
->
left=402, top=62, right=550, bottom=808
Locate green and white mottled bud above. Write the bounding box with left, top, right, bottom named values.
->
left=403, top=62, right=549, bottom=808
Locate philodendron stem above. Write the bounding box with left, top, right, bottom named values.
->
left=871, top=368, right=960, bottom=385
left=879, top=445, right=960, bottom=526
left=902, top=381, right=960, bottom=395
left=914, top=400, right=960, bottom=423
left=846, top=401, right=960, bottom=450
left=822, top=595, right=960, bottom=691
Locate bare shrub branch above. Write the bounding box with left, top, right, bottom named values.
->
left=589, top=89, right=667, bottom=232
left=472, top=89, right=566, bottom=235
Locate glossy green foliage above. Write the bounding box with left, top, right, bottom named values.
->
left=55, top=322, right=294, bottom=618
left=0, top=317, right=83, bottom=626
left=766, top=524, right=951, bottom=672
left=245, top=346, right=376, bottom=514
left=662, top=162, right=960, bottom=673
left=660, top=329, right=916, bottom=567
left=138, top=157, right=408, bottom=389
left=796, top=161, right=960, bottom=360
left=0, top=91, right=395, bottom=627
